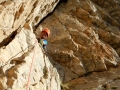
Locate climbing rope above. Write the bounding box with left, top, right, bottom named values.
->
left=26, top=40, right=49, bottom=90
left=26, top=40, right=37, bottom=90
left=0, top=37, right=48, bottom=89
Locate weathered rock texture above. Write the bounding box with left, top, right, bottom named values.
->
left=66, top=65, right=120, bottom=90
left=0, top=0, right=120, bottom=90
left=0, top=0, right=59, bottom=45
left=36, top=0, right=120, bottom=89
left=0, top=0, right=61, bottom=90
left=0, top=28, right=60, bottom=90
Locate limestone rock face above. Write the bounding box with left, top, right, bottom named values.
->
left=0, top=0, right=120, bottom=90
left=0, top=28, right=60, bottom=90
left=91, top=0, right=120, bottom=55
left=0, top=0, right=61, bottom=90
left=0, top=0, right=59, bottom=43
left=38, top=0, right=120, bottom=84
left=66, top=65, right=120, bottom=90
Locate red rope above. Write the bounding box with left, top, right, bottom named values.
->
left=26, top=41, right=37, bottom=90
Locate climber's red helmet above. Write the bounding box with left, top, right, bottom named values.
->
left=40, top=28, right=50, bottom=39
left=41, top=28, right=50, bottom=37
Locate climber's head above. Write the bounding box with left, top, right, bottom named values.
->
left=40, top=28, right=50, bottom=39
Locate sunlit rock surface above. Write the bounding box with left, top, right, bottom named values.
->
left=0, top=0, right=60, bottom=90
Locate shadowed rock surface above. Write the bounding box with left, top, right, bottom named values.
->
left=38, top=0, right=120, bottom=80
left=36, top=0, right=120, bottom=89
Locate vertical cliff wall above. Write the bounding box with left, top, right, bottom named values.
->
left=0, top=0, right=61, bottom=90
left=36, top=0, right=120, bottom=89
left=0, top=0, right=120, bottom=90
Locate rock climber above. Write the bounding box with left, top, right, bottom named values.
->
left=39, top=28, right=50, bottom=54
